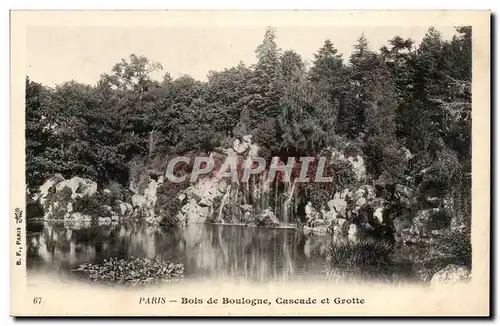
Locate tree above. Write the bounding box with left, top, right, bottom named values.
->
left=206, top=63, right=252, bottom=136
left=309, top=40, right=347, bottom=133
left=278, top=68, right=334, bottom=157
left=281, top=50, right=304, bottom=81
left=102, top=54, right=163, bottom=100
left=341, top=34, right=380, bottom=138
left=236, top=27, right=285, bottom=145
left=26, top=77, right=53, bottom=189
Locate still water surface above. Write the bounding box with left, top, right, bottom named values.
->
left=27, top=222, right=333, bottom=283
left=27, top=222, right=418, bottom=284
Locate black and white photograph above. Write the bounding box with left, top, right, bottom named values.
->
left=10, top=10, right=490, bottom=317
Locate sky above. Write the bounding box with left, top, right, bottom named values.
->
left=26, top=25, right=459, bottom=86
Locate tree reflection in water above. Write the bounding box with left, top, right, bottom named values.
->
left=27, top=222, right=329, bottom=283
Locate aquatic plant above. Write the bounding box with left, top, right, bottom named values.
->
left=326, top=238, right=394, bottom=268
left=72, top=257, right=184, bottom=285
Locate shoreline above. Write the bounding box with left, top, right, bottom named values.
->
left=27, top=218, right=328, bottom=234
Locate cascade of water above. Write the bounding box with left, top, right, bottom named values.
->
left=255, top=173, right=260, bottom=211
left=283, top=179, right=297, bottom=226
left=217, top=185, right=232, bottom=223
left=263, top=170, right=270, bottom=210
left=274, top=182, right=278, bottom=220
left=259, top=172, right=265, bottom=213
left=233, top=185, right=239, bottom=223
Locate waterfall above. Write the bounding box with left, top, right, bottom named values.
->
left=274, top=183, right=278, bottom=219
left=283, top=179, right=297, bottom=226
left=263, top=170, right=270, bottom=211
left=217, top=185, right=232, bottom=223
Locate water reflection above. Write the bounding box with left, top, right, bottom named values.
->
left=27, top=222, right=330, bottom=283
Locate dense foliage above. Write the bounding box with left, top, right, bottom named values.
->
left=26, top=26, right=471, bottom=229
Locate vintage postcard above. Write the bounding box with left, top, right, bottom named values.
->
left=10, top=10, right=490, bottom=317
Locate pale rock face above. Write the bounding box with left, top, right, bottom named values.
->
left=132, top=193, right=147, bottom=208
left=348, top=155, right=366, bottom=181
left=374, top=207, right=384, bottom=223
left=348, top=224, right=358, bottom=242
left=248, top=143, right=260, bottom=157
left=402, top=147, right=414, bottom=160
left=233, top=139, right=249, bottom=155
left=118, top=201, right=128, bottom=216
left=180, top=198, right=210, bottom=224
left=240, top=204, right=253, bottom=213
left=145, top=180, right=158, bottom=206
left=327, top=189, right=351, bottom=218
left=125, top=203, right=133, bottom=215
left=241, top=135, right=252, bottom=144
left=130, top=179, right=159, bottom=222
left=430, top=264, right=471, bottom=285
left=232, top=135, right=259, bottom=157
left=243, top=211, right=252, bottom=223
left=68, top=212, right=92, bottom=222
left=305, top=202, right=314, bottom=218
left=39, top=175, right=98, bottom=221
left=97, top=216, right=112, bottom=224
left=321, top=207, right=336, bottom=221
left=178, top=177, right=225, bottom=224
left=54, top=176, right=98, bottom=200
left=260, top=208, right=280, bottom=226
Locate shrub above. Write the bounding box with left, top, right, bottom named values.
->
left=43, top=186, right=73, bottom=218
left=326, top=238, right=394, bottom=268
left=107, top=181, right=124, bottom=200
left=155, top=182, right=187, bottom=226
left=428, top=226, right=472, bottom=267
left=73, top=194, right=111, bottom=218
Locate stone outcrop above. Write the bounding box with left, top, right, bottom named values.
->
left=178, top=176, right=227, bottom=224
left=254, top=209, right=280, bottom=227
left=430, top=264, right=471, bottom=285
left=130, top=178, right=158, bottom=223
left=37, top=174, right=122, bottom=222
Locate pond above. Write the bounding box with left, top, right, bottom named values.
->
left=26, top=222, right=420, bottom=285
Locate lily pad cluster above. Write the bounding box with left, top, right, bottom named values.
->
left=72, top=257, right=184, bottom=285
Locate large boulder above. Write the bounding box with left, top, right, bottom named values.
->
left=256, top=209, right=280, bottom=227
left=130, top=178, right=159, bottom=222
left=116, top=200, right=133, bottom=217
left=39, top=175, right=97, bottom=207
left=180, top=198, right=211, bottom=224
left=232, top=135, right=259, bottom=157
left=430, top=264, right=471, bottom=285
left=38, top=175, right=102, bottom=221
left=178, top=177, right=226, bottom=224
